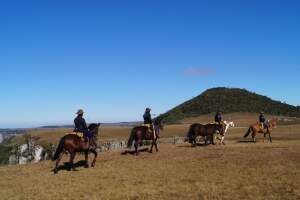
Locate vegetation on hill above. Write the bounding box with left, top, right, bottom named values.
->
left=159, top=87, right=300, bottom=123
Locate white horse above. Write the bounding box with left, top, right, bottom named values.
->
left=215, top=120, right=235, bottom=145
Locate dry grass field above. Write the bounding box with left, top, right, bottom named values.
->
left=0, top=121, right=299, bottom=200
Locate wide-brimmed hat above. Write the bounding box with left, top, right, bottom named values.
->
left=76, top=109, right=84, bottom=115
left=146, top=107, right=151, bottom=111
left=260, top=111, right=264, bottom=114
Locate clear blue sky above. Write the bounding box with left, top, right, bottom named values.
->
left=0, top=0, right=299, bottom=128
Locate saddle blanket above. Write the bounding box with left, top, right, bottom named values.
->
left=67, top=132, right=84, bottom=138
left=142, top=124, right=152, bottom=128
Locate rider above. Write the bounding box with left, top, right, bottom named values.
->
left=214, top=111, right=222, bottom=124
left=143, top=107, right=153, bottom=125
left=259, top=112, right=266, bottom=129
left=143, top=107, right=157, bottom=137
left=74, top=109, right=93, bottom=143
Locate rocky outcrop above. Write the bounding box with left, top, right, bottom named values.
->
left=7, top=136, right=189, bottom=165
left=99, top=140, right=127, bottom=152
left=8, top=139, right=48, bottom=165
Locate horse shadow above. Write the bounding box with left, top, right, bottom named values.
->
left=121, top=147, right=149, bottom=155
left=237, top=140, right=256, bottom=143
left=177, top=143, right=211, bottom=148
left=52, top=160, right=88, bottom=173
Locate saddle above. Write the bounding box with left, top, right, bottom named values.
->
left=68, top=132, right=85, bottom=141
left=142, top=124, right=157, bottom=139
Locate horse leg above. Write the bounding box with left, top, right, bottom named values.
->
left=150, top=139, right=154, bottom=153
left=211, top=135, right=216, bottom=145
left=263, top=133, right=266, bottom=143
left=53, top=152, right=63, bottom=174
left=90, top=149, right=98, bottom=167
left=155, top=138, right=159, bottom=152
left=84, top=151, right=89, bottom=168
left=69, top=152, right=76, bottom=171
left=221, top=136, right=225, bottom=145
left=192, top=138, right=196, bottom=147
left=134, top=140, right=139, bottom=156
left=252, top=132, right=256, bottom=143
left=269, top=133, right=272, bottom=143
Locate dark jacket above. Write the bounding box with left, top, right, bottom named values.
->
left=215, top=113, right=222, bottom=123
left=259, top=114, right=266, bottom=123
left=74, top=115, right=88, bottom=133
left=143, top=112, right=152, bottom=124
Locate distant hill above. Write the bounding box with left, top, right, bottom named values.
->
left=159, top=87, right=300, bottom=123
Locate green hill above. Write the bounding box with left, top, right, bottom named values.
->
left=159, top=87, right=300, bottom=123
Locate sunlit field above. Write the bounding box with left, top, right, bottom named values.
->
left=0, top=121, right=299, bottom=200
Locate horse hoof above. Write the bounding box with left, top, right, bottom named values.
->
left=85, top=165, right=89, bottom=168
left=54, top=169, right=58, bottom=174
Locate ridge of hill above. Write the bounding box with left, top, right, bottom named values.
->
left=159, top=87, right=300, bottom=123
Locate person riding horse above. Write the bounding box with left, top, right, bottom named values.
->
left=143, top=108, right=158, bottom=138
left=143, top=108, right=153, bottom=125
left=74, top=109, right=94, bottom=145
left=259, top=112, right=266, bottom=129
left=215, top=111, right=222, bottom=124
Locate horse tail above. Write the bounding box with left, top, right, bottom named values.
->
left=52, top=136, right=66, bottom=161
left=127, top=128, right=136, bottom=148
left=244, top=127, right=251, bottom=138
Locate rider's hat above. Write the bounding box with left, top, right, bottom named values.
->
left=76, top=109, right=84, bottom=115
left=260, top=111, right=264, bottom=114
left=146, top=107, right=151, bottom=111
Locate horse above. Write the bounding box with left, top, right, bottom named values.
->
left=126, top=118, right=163, bottom=155
left=243, top=118, right=278, bottom=143
left=187, top=123, right=224, bottom=147
left=52, top=123, right=101, bottom=174
left=215, top=120, right=235, bottom=145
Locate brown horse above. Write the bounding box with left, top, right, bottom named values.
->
left=243, top=118, right=278, bottom=143
left=52, top=123, right=100, bottom=174
left=187, top=123, right=224, bottom=147
left=126, top=119, right=163, bottom=155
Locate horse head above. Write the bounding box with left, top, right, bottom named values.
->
left=154, top=118, right=164, bottom=131
left=88, top=123, right=101, bottom=137
left=270, top=118, right=278, bottom=128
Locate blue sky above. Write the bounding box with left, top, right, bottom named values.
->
left=0, top=0, right=299, bottom=128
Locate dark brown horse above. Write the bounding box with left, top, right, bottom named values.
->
left=244, top=118, right=278, bottom=143
left=52, top=123, right=100, bottom=174
left=126, top=119, right=163, bottom=155
left=187, top=123, right=224, bottom=147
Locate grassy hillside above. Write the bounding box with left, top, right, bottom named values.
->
left=0, top=124, right=299, bottom=200
left=159, top=87, right=300, bottom=123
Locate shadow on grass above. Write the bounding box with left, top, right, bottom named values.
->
left=177, top=143, right=211, bottom=148
left=121, top=147, right=149, bottom=155
left=52, top=160, right=88, bottom=173
left=237, top=140, right=255, bottom=143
